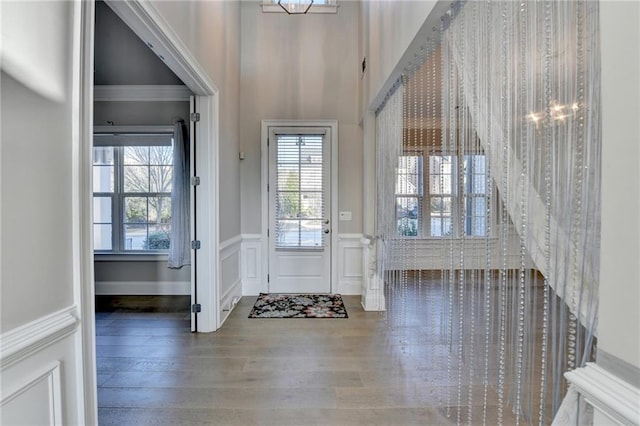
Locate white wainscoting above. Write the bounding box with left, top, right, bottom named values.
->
left=1, top=362, right=63, bottom=425
left=240, top=234, right=363, bottom=296
left=337, top=234, right=364, bottom=295
left=241, top=234, right=264, bottom=295
left=0, top=306, right=82, bottom=425
left=219, top=235, right=242, bottom=325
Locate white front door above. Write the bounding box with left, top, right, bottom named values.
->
left=268, top=127, right=332, bottom=293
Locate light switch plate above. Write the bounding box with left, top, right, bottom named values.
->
left=339, top=211, right=352, bottom=221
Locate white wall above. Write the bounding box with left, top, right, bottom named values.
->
left=1, top=72, right=76, bottom=331
left=1, top=1, right=92, bottom=423
left=149, top=0, right=242, bottom=243
left=364, top=0, right=437, bottom=110
left=239, top=1, right=363, bottom=236
left=598, top=0, right=640, bottom=369
left=95, top=0, right=183, bottom=86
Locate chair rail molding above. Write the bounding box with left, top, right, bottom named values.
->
left=0, top=306, right=78, bottom=369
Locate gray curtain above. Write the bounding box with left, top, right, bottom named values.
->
left=168, top=120, right=191, bottom=269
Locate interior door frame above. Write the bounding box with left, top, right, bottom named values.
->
left=261, top=120, right=339, bottom=293
left=102, top=1, right=221, bottom=333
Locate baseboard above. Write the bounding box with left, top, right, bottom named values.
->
left=219, top=280, right=242, bottom=326
left=95, top=281, right=190, bottom=295
left=361, top=291, right=386, bottom=311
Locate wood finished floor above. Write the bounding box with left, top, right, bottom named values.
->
left=96, top=294, right=518, bottom=425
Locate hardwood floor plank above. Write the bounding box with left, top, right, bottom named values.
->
left=98, top=387, right=337, bottom=410
left=96, top=289, right=538, bottom=425
left=101, top=370, right=363, bottom=389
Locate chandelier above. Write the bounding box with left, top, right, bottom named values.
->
left=278, top=0, right=314, bottom=14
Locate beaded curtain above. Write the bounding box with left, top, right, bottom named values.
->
left=375, top=1, right=601, bottom=424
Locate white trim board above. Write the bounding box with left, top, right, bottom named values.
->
left=0, top=361, right=63, bottom=426
left=0, top=307, right=78, bottom=369
left=220, top=234, right=242, bottom=326
left=241, top=234, right=264, bottom=296
left=94, top=281, right=190, bottom=296
left=105, top=2, right=216, bottom=96
left=104, top=0, right=221, bottom=333
left=337, top=233, right=364, bottom=295
left=241, top=233, right=363, bottom=296
left=565, top=363, right=640, bottom=425
left=94, top=85, right=192, bottom=101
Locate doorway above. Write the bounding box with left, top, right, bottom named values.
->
left=98, top=0, right=220, bottom=332
left=262, top=120, right=339, bottom=294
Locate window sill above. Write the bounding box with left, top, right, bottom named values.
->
left=94, top=252, right=169, bottom=262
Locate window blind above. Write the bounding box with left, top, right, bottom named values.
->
left=274, top=134, right=325, bottom=249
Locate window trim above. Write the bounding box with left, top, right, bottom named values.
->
left=93, top=130, right=174, bottom=254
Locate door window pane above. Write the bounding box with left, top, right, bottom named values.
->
left=274, top=135, right=325, bottom=249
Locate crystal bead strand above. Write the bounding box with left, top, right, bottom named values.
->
left=496, top=2, right=511, bottom=423
left=514, top=2, right=529, bottom=423
left=580, top=0, right=601, bottom=370
left=413, top=53, right=421, bottom=333
left=481, top=3, right=495, bottom=426
left=466, top=4, right=479, bottom=424
left=425, top=35, right=440, bottom=401
left=417, top=45, right=426, bottom=372
left=443, top=15, right=455, bottom=417
left=455, top=8, right=467, bottom=425
left=538, top=0, right=553, bottom=423
left=567, top=0, right=586, bottom=374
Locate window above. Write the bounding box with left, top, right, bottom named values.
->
left=463, top=155, right=487, bottom=236
left=93, top=134, right=173, bottom=252
left=428, top=155, right=453, bottom=237
left=396, top=151, right=488, bottom=238
left=396, top=154, right=423, bottom=237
